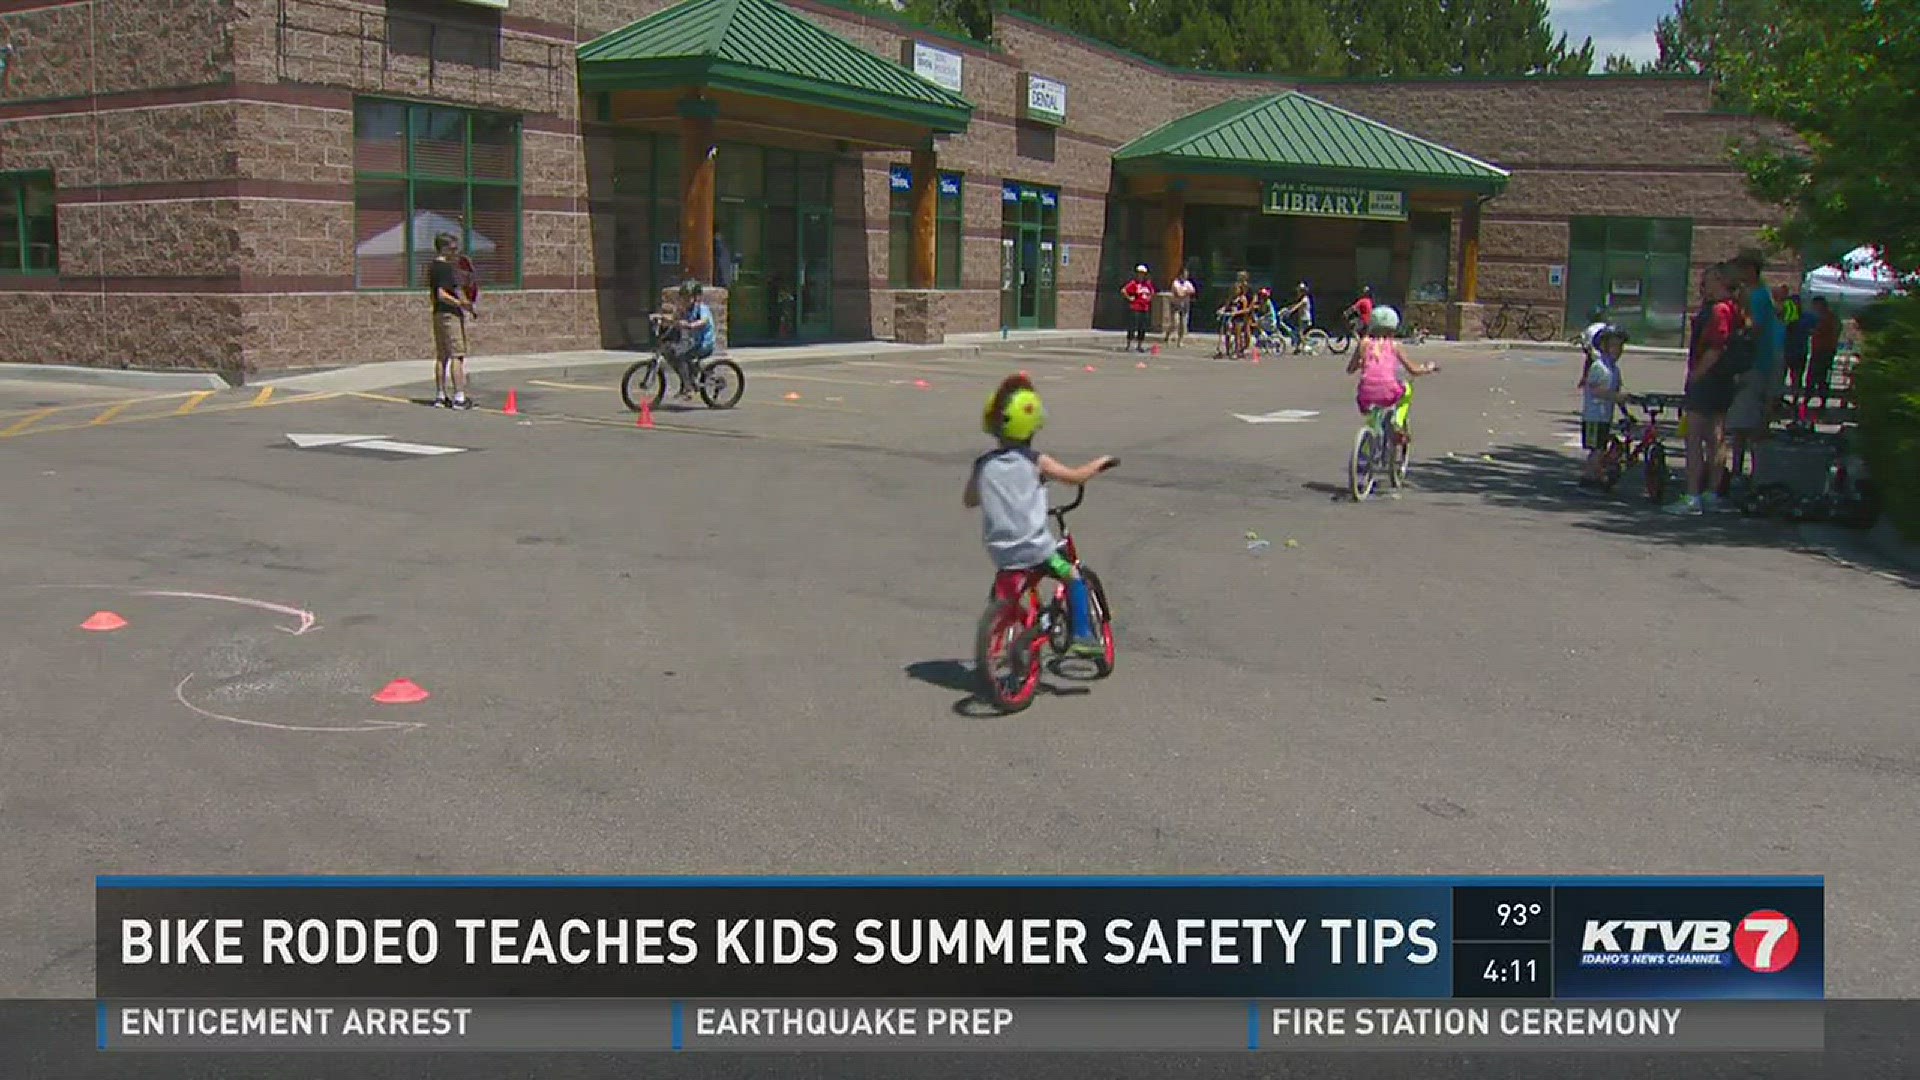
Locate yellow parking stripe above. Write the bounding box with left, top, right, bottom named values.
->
left=90, top=400, right=141, bottom=425
left=250, top=386, right=275, bottom=406
left=0, top=391, right=338, bottom=439
left=756, top=371, right=890, bottom=389
left=0, top=407, right=57, bottom=436
left=527, top=379, right=610, bottom=393
left=175, top=391, right=216, bottom=414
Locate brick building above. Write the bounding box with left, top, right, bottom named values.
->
left=0, top=0, right=1782, bottom=375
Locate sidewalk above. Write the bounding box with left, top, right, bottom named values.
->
left=251, top=329, right=1125, bottom=394
left=0, top=329, right=1679, bottom=395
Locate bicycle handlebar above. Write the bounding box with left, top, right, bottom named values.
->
left=1626, top=392, right=1685, bottom=411
left=1049, top=458, right=1119, bottom=517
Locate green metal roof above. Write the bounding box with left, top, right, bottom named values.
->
left=579, top=0, right=974, bottom=134
left=1115, top=92, right=1509, bottom=195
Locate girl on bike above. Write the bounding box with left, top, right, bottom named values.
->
left=1346, top=306, right=1437, bottom=445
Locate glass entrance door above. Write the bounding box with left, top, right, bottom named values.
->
left=719, top=201, right=767, bottom=341
left=797, top=208, right=833, bottom=339
left=1000, top=182, right=1060, bottom=330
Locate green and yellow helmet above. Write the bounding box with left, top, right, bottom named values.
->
left=983, top=373, right=1046, bottom=443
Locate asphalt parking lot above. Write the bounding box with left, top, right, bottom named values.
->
left=2, top=337, right=1917, bottom=1005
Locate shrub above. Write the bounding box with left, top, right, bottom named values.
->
left=1850, top=294, right=1920, bottom=540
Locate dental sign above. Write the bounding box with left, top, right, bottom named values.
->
left=908, top=42, right=963, bottom=93
left=1263, top=183, right=1407, bottom=222
left=1022, top=73, right=1067, bottom=126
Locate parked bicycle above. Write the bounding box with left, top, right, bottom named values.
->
left=1591, top=392, right=1679, bottom=504
left=620, top=314, right=746, bottom=411
left=1480, top=301, right=1560, bottom=342
left=1322, top=315, right=1357, bottom=354
left=974, top=473, right=1118, bottom=713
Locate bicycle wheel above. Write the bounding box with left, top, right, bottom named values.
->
left=974, top=600, right=1041, bottom=712
left=1327, top=326, right=1353, bottom=355
left=1643, top=444, right=1669, bottom=504
left=619, top=358, right=667, bottom=412
left=1349, top=426, right=1379, bottom=501
left=1386, top=432, right=1408, bottom=489
left=1523, top=312, right=1558, bottom=343
left=697, top=358, right=746, bottom=409
left=1078, top=566, right=1116, bottom=678
left=1480, top=307, right=1508, bottom=339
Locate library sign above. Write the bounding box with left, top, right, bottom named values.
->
left=1264, top=183, right=1406, bottom=222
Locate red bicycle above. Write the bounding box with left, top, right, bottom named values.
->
left=974, top=468, right=1118, bottom=713
left=1593, top=392, right=1678, bottom=504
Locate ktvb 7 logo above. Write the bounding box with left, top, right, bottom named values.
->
left=1578, top=910, right=1800, bottom=973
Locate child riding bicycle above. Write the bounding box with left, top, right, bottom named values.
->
left=963, top=374, right=1115, bottom=658
left=663, top=280, right=717, bottom=400
left=1346, top=306, right=1437, bottom=444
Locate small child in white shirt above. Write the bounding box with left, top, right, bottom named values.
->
left=1579, top=325, right=1628, bottom=484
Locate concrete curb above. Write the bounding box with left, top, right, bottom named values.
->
left=0, top=363, right=232, bottom=390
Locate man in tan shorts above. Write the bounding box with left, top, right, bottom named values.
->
left=428, top=232, right=475, bottom=409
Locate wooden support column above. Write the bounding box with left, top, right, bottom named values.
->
left=1458, top=198, right=1483, bottom=304
left=909, top=142, right=938, bottom=290
left=1161, top=187, right=1185, bottom=282
left=678, top=97, right=718, bottom=286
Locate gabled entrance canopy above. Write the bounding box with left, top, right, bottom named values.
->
left=579, top=0, right=974, bottom=136
left=579, top=0, right=974, bottom=292
left=1115, top=91, right=1509, bottom=195
left=1117, top=92, right=1509, bottom=309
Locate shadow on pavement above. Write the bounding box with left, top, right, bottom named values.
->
left=904, top=659, right=1092, bottom=719
left=1410, top=439, right=1919, bottom=585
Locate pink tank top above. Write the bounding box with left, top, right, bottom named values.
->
left=1355, top=337, right=1403, bottom=400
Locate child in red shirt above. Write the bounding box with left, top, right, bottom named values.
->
left=1121, top=265, right=1155, bottom=353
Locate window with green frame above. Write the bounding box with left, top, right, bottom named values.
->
left=888, top=168, right=962, bottom=289
left=353, top=99, right=521, bottom=290
left=0, top=172, right=58, bottom=274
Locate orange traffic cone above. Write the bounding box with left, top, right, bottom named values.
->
left=503, top=388, right=519, bottom=415
left=80, top=611, right=128, bottom=632
left=372, top=679, right=430, bottom=704
left=637, top=400, right=654, bottom=429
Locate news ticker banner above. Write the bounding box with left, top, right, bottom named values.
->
left=95, top=875, right=1824, bottom=1052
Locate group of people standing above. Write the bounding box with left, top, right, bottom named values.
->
left=1668, top=250, right=1845, bottom=516
left=1119, top=264, right=1346, bottom=359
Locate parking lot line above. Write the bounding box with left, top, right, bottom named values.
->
left=175, top=391, right=216, bottom=415
left=251, top=386, right=275, bottom=406
left=755, top=371, right=893, bottom=389
left=0, top=390, right=340, bottom=439
left=89, top=400, right=141, bottom=425
left=526, top=379, right=609, bottom=393
left=0, top=407, right=58, bottom=436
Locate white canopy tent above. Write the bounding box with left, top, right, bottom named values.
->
left=1802, top=245, right=1912, bottom=311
